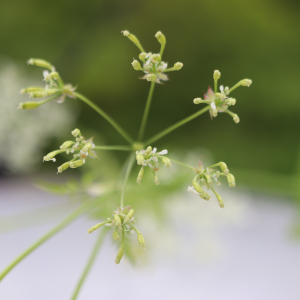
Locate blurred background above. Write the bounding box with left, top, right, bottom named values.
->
left=1, top=0, right=300, bottom=299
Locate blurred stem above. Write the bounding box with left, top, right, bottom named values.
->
left=74, top=92, right=134, bottom=145
left=166, top=157, right=198, bottom=172
left=120, top=153, right=135, bottom=208
left=93, top=145, right=132, bottom=151
left=0, top=194, right=113, bottom=282
left=229, top=82, right=241, bottom=94
left=70, top=229, right=106, bottom=300
left=145, top=106, right=210, bottom=145
left=214, top=79, right=218, bottom=94
left=138, top=81, right=156, bottom=142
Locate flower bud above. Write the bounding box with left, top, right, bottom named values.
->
left=21, top=87, right=44, bottom=94
left=60, top=141, right=74, bottom=151
left=215, top=192, right=225, bottom=208
left=114, top=214, right=121, bottom=227
left=43, top=150, right=63, bottom=162
left=145, top=146, right=152, bottom=155
left=82, top=143, right=92, bottom=153
left=219, top=162, right=229, bottom=175
left=137, top=232, right=146, bottom=249
left=213, top=70, right=221, bottom=80
left=155, top=31, right=166, bottom=46
left=139, top=52, right=147, bottom=62
left=233, top=114, right=240, bottom=123
left=136, top=153, right=144, bottom=165
left=224, top=86, right=230, bottom=95
left=27, top=58, right=53, bottom=71
left=173, top=62, right=183, bottom=70
left=57, top=162, right=70, bottom=173
left=204, top=174, right=212, bottom=187
left=71, top=128, right=81, bottom=137
left=226, top=98, right=236, bottom=106
left=115, top=246, right=125, bottom=264
left=87, top=222, right=106, bottom=234
left=131, top=60, right=143, bottom=71
left=193, top=98, right=203, bottom=104
left=240, top=79, right=252, bottom=87
left=146, top=74, right=157, bottom=82
left=124, top=209, right=134, bottom=223
left=122, top=30, right=144, bottom=52
left=29, top=91, right=48, bottom=98
left=161, top=157, right=172, bottom=167
left=227, top=173, right=235, bottom=187
left=154, top=175, right=160, bottom=185
left=113, top=230, right=120, bottom=241
left=152, top=54, right=161, bottom=62
left=136, top=167, right=144, bottom=184
left=70, top=160, right=85, bottom=168
left=192, top=180, right=204, bottom=194
left=18, top=102, right=41, bottom=110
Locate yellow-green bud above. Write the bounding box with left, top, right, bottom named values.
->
left=213, top=70, right=221, bottom=80
left=71, top=128, right=81, bottom=137
left=193, top=98, right=203, bottom=104
left=70, top=160, right=85, bottom=168
left=137, top=167, right=144, bottom=185
left=146, top=74, right=157, bottom=82
left=131, top=60, right=143, bottom=71
left=115, top=245, right=125, bottom=264
left=124, top=209, right=134, bottom=224
left=219, top=162, right=229, bottom=175
left=43, top=150, right=63, bottom=162
left=60, top=141, right=74, bottom=151
left=87, top=222, right=106, bottom=234
left=27, top=58, right=53, bottom=71
left=227, top=173, right=236, bottom=187
left=114, top=214, right=121, bottom=227
left=139, top=52, right=147, bottom=62
left=240, top=79, right=252, bottom=87
left=155, top=31, right=166, bottom=46
left=82, top=143, right=92, bottom=153
left=162, top=157, right=172, bottom=167
left=29, top=91, right=48, bottom=98
left=226, top=98, right=236, bottom=106
left=152, top=54, right=161, bottom=62
left=57, top=162, right=70, bottom=173
left=18, top=102, right=41, bottom=110
left=154, top=175, right=160, bottom=185
left=215, top=192, right=225, bottom=208
left=225, top=87, right=230, bottom=95
left=113, top=230, right=120, bottom=241
left=122, top=30, right=144, bottom=52
left=137, top=232, right=146, bottom=249
left=136, top=153, right=144, bottom=165
left=233, top=114, right=240, bottom=123
left=204, top=174, right=212, bottom=186
left=174, top=62, right=183, bottom=70
left=21, top=87, right=44, bottom=94
left=145, top=146, right=152, bottom=155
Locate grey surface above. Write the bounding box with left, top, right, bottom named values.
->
left=0, top=178, right=300, bottom=300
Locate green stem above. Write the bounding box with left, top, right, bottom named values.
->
left=74, top=92, right=134, bottom=145
left=37, top=93, right=61, bottom=105
left=93, top=145, right=132, bottom=151
left=120, top=153, right=135, bottom=208
left=229, top=82, right=241, bottom=94
left=160, top=44, right=166, bottom=57
left=214, top=79, right=218, bottom=94
left=137, top=81, right=156, bottom=141
left=0, top=195, right=112, bottom=282
left=70, top=229, right=106, bottom=300
left=145, top=106, right=210, bottom=145
left=165, top=157, right=198, bottom=172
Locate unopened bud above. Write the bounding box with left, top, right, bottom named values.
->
left=60, top=141, right=74, bottom=151
left=18, top=102, right=41, bottom=110
left=174, top=62, right=183, bottom=70
left=204, top=174, right=212, bottom=187
left=224, top=86, right=230, bottom=95
left=113, top=230, right=120, bottom=241
left=122, top=30, right=144, bottom=52
left=240, top=79, right=252, bottom=87
left=233, top=114, right=240, bottom=123
left=227, top=173, right=235, bottom=187
left=152, top=54, right=161, bottom=62
left=226, top=98, right=236, bottom=106
left=161, top=157, right=172, bottom=167
left=213, top=70, right=221, bottom=80
left=192, top=180, right=204, bottom=194
left=146, top=74, right=157, bottom=82
left=137, top=167, right=144, bottom=184
left=136, top=153, right=144, bottom=165
left=145, top=146, right=152, bottom=155
left=115, top=246, right=125, bottom=264
left=27, top=58, right=53, bottom=71
left=114, top=214, right=121, bottom=227
left=71, top=128, right=81, bottom=137
left=124, top=209, right=134, bottom=223
left=70, top=160, right=85, bottom=168
left=219, top=162, right=229, bottom=175
left=82, top=143, right=92, bottom=153
left=21, top=87, right=44, bottom=94
left=215, top=192, right=225, bottom=208
left=57, top=162, right=70, bottom=173
left=87, top=222, right=106, bottom=234
left=155, top=31, right=166, bottom=46
left=137, top=232, right=146, bottom=249
left=43, top=150, right=63, bottom=162
left=131, top=60, right=143, bottom=71
left=193, top=98, right=203, bottom=104
left=139, top=52, right=147, bottom=62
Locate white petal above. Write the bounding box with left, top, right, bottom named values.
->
left=220, top=85, right=224, bottom=92
left=43, top=70, right=49, bottom=80
left=159, top=149, right=168, bottom=155
left=152, top=148, right=157, bottom=154
left=187, top=186, right=199, bottom=195
left=211, top=102, right=216, bottom=110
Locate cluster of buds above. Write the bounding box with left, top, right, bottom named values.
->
left=193, top=70, right=252, bottom=123
left=43, top=128, right=98, bottom=173
left=188, top=161, right=235, bottom=208
left=135, top=146, right=171, bottom=185
left=122, top=30, right=183, bottom=84
left=87, top=206, right=146, bottom=264
left=18, top=58, right=76, bottom=110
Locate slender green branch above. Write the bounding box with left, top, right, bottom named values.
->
left=229, top=82, right=241, bottom=94
left=145, top=106, right=210, bottom=145
left=120, top=153, right=135, bottom=208
left=137, top=81, right=156, bottom=142
left=74, top=92, right=134, bottom=145
left=164, top=157, right=198, bottom=172
left=70, top=229, right=107, bottom=300
left=214, top=79, right=218, bottom=94
left=0, top=194, right=113, bottom=282
left=93, top=145, right=132, bottom=151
